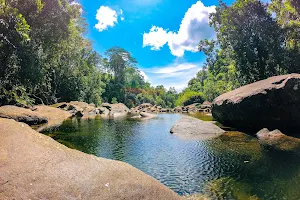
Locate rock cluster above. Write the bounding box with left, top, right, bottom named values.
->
left=56, top=101, right=99, bottom=118
left=0, top=102, right=130, bottom=131
left=54, top=102, right=130, bottom=119
left=174, top=102, right=212, bottom=114
left=131, top=102, right=212, bottom=115
left=131, top=103, right=169, bottom=114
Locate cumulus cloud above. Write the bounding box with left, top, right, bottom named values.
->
left=95, top=6, right=124, bottom=32
left=143, top=1, right=216, bottom=57
left=143, top=26, right=172, bottom=50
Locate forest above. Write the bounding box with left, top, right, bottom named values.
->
left=180, top=0, right=300, bottom=102
left=1, top=0, right=300, bottom=107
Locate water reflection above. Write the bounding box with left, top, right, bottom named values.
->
left=44, top=114, right=300, bottom=199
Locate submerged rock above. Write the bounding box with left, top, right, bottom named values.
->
left=0, top=118, right=180, bottom=200
left=204, top=177, right=259, bottom=200
left=170, top=116, right=225, bottom=140
left=0, top=105, right=48, bottom=125
left=212, top=74, right=300, bottom=133
left=257, top=128, right=300, bottom=152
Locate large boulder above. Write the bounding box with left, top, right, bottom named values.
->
left=102, top=103, right=129, bottom=119
left=170, top=116, right=225, bottom=140
left=185, top=103, right=201, bottom=113
left=0, top=105, right=48, bottom=125
left=212, top=74, right=300, bottom=133
left=139, top=112, right=157, bottom=120
left=0, top=118, right=180, bottom=200
left=34, top=105, right=72, bottom=132
left=0, top=105, right=72, bottom=132
left=174, top=106, right=183, bottom=113
left=201, top=101, right=212, bottom=109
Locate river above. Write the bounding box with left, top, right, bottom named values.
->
left=44, top=114, right=300, bottom=199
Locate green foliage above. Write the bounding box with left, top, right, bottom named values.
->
left=111, top=97, right=118, bottom=104
left=102, top=47, right=138, bottom=103
left=176, top=91, right=204, bottom=106
left=133, top=86, right=178, bottom=108
left=269, top=0, right=300, bottom=73
left=211, top=0, right=286, bottom=84
left=0, top=0, right=104, bottom=106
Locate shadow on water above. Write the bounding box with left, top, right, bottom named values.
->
left=44, top=114, right=300, bottom=199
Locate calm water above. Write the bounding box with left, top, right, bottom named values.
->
left=45, top=114, right=300, bottom=199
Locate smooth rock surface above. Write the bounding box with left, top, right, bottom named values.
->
left=212, top=74, right=300, bottom=133
left=0, top=105, right=48, bottom=125
left=0, top=118, right=180, bottom=200
left=170, top=116, right=225, bottom=140
left=34, top=105, right=72, bottom=132
left=139, top=112, right=157, bottom=120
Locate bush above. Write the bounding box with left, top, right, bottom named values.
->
left=176, top=91, right=204, bottom=106
left=111, top=97, right=118, bottom=104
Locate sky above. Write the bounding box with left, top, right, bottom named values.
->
left=77, top=0, right=237, bottom=91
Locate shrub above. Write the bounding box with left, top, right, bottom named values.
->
left=176, top=91, right=204, bottom=106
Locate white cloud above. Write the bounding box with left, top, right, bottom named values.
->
left=143, top=26, right=172, bottom=50
left=95, top=6, right=118, bottom=32
left=143, top=1, right=216, bottom=57
left=143, top=62, right=203, bottom=91
left=155, top=63, right=197, bottom=74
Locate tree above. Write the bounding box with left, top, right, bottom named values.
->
left=269, top=0, right=300, bottom=73
left=211, top=0, right=285, bottom=84
left=0, top=0, right=105, bottom=106
left=104, top=47, right=137, bottom=103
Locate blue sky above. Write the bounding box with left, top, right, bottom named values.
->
left=77, top=0, right=235, bottom=90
